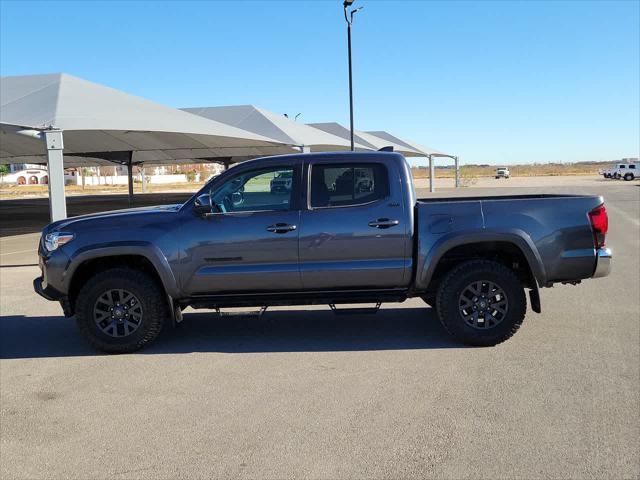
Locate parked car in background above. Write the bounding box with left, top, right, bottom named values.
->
left=35, top=152, right=612, bottom=353
left=495, top=167, right=510, bottom=179
left=601, top=163, right=638, bottom=180
left=270, top=170, right=293, bottom=193
left=601, top=166, right=616, bottom=178
left=616, top=163, right=638, bottom=181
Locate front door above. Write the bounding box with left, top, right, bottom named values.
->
left=298, top=159, right=410, bottom=290
left=181, top=164, right=302, bottom=295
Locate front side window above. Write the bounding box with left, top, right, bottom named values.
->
left=210, top=167, right=294, bottom=213
left=310, top=163, right=389, bottom=208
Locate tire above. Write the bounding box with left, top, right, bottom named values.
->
left=75, top=268, right=168, bottom=353
left=624, top=173, right=633, bottom=181
left=435, top=260, right=526, bottom=346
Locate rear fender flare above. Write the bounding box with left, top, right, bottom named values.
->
left=418, top=229, right=546, bottom=289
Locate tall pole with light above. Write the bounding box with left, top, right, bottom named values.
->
left=343, top=0, right=363, bottom=151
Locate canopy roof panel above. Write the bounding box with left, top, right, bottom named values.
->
left=366, top=130, right=451, bottom=158
left=0, top=73, right=293, bottom=163
left=306, top=122, right=378, bottom=150
left=183, top=105, right=372, bottom=152
left=307, top=122, right=424, bottom=157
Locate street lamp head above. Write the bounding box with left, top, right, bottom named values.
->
left=343, top=0, right=355, bottom=7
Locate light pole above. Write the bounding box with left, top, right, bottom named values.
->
left=343, top=0, right=363, bottom=151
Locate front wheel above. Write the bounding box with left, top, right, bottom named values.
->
left=75, top=268, right=168, bottom=353
left=436, top=260, right=526, bottom=346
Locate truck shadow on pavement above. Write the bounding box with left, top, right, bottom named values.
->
left=0, top=308, right=461, bottom=359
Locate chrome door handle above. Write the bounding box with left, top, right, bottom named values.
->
left=266, top=223, right=297, bottom=234
left=368, top=218, right=400, bottom=229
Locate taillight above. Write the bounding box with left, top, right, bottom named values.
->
left=588, top=204, right=608, bottom=249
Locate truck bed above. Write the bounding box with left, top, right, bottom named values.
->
left=414, top=193, right=604, bottom=289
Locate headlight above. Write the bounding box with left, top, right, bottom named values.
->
left=44, top=232, right=75, bottom=252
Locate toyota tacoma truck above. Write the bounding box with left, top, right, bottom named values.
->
left=34, top=152, right=612, bottom=353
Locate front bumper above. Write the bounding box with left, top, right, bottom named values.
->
left=592, top=247, right=612, bottom=278
left=33, top=276, right=64, bottom=301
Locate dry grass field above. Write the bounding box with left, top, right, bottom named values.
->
left=411, top=161, right=610, bottom=179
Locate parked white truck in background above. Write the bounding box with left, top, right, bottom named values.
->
left=495, top=167, right=510, bottom=179
left=601, top=163, right=638, bottom=180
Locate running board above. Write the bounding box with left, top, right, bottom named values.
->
left=215, top=306, right=268, bottom=318
left=188, top=289, right=407, bottom=309
left=329, top=303, right=382, bottom=315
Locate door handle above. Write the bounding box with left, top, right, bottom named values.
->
left=266, top=223, right=297, bottom=234
left=368, top=218, right=400, bottom=229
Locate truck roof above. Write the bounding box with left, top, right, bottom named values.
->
left=229, top=150, right=407, bottom=170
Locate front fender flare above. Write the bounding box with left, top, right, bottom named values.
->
left=62, top=242, right=180, bottom=298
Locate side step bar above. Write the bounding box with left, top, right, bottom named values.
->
left=329, top=303, right=382, bottom=315
left=188, top=288, right=408, bottom=310
left=213, top=303, right=384, bottom=318
left=215, top=306, right=269, bottom=318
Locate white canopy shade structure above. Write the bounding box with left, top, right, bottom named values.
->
left=307, top=122, right=425, bottom=157
left=365, top=130, right=459, bottom=192
left=306, top=122, right=378, bottom=150
left=182, top=105, right=373, bottom=152
left=0, top=73, right=293, bottom=220
left=365, top=131, right=450, bottom=158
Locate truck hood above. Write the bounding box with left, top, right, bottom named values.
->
left=44, top=204, right=182, bottom=233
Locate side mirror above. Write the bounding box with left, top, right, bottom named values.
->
left=193, top=193, right=213, bottom=216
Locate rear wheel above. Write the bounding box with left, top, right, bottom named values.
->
left=75, top=268, right=168, bottom=353
left=436, top=260, right=526, bottom=346
left=624, top=173, right=634, bottom=181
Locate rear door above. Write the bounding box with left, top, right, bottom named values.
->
left=298, top=157, right=411, bottom=290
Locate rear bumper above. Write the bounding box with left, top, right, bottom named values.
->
left=592, top=247, right=612, bottom=278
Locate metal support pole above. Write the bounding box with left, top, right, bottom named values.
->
left=454, top=156, right=460, bottom=188
left=43, top=130, right=67, bottom=221
left=429, top=155, right=435, bottom=193
left=127, top=152, right=134, bottom=207
left=347, top=21, right=354, bottom=151
left=140, top=165, right=146, bottom=193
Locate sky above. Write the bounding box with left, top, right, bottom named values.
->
left=1, top=0, right=638, bottom=165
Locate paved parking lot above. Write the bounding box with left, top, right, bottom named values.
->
left=1, top=181, right=639, bottom=479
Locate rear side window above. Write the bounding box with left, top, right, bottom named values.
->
left=629, top=165, right=636, bottom=169
left=310, top=163, right=389, bottom=208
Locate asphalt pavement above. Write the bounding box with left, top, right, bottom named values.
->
left=1, top=181, right=638, bottom=479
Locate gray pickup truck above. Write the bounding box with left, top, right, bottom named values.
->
left=34, top=152, right=612, bottom=352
